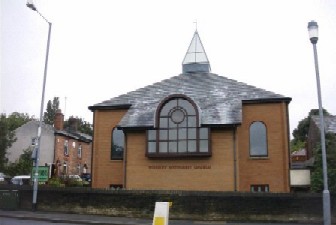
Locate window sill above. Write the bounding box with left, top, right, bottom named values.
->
left=249, top=156, right=269, bottom=160
left=146, top=152, right=211, bottom=158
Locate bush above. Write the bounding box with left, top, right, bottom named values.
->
left=66, top=179, right=83, bottom=187
left=48, top=177, right=63, bottom=187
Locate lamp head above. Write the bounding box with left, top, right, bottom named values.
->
left=308, top=20, right=318, bottom=44
left=26, top=0, right=37, bottom=11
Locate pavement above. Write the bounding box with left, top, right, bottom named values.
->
left=0, top=210, right=231, bottom=225
left=0, top=210, right=324, bottom=225
left=0, top=210, right=150, bottom=225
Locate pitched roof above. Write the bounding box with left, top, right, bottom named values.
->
left=311, top=115, right=336, bottom=134
left=89, top=73, right=291, bottom=128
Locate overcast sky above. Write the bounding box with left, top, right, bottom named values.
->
left=1, top=0, right=336, bottom=137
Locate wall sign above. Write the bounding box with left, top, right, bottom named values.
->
left=148, top=165, right=211, bottom=170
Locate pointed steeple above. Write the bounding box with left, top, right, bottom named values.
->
left=182, top=30, right=211, bottom=73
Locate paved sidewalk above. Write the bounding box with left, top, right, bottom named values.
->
left=0, top=210, right=154, bottom=225
left=0, top=210, right=322, bottom=225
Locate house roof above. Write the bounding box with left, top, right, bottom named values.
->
left=89, top=73, right=291, bottom=128
left=311, top=115, right=336, bottom=134
left=54, top=129, right=92, bottom=143
left=291, top=148, right=307, bottom=156
left=89, top=31, right=291, bottom=128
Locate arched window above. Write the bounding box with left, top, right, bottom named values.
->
left=147, top=96, right=210, bottom=157
left=249, top=121, right=268, bottom=157
left=111, top=127, right=124, bottom=160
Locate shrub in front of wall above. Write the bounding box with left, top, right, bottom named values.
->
left=48, top=178, right=63, bottom=187
left=66, top=179, right=83, bottom=187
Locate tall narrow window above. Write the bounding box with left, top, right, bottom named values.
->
left=111, top=128, right=124, bottom=160
left=63, top=161, right=67, bottom=174
left=249, top=121, right=268, bottom=157
left=147, top=95, right=210, bottom=157
left=78, top=144, right=82, bottom=158
left=77, top=163, right=81, bottom=174
left=64, top=140, right=69, bottom=156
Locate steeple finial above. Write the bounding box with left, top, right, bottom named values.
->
left=182, top=30, right=211, bottom=73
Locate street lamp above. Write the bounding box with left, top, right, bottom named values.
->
left=308, top=20, right=331, bottom=225
left=27, top=0, right=52, bottom=211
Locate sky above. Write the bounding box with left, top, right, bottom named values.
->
left=1, top=0, right=336, bottom=138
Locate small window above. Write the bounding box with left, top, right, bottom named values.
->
left=78, top=144, right=82, bottom=158
left=111, top=128, right=124, bottom=160
left=110, top=184, right=123, bottom=189
left=77, top=163, right=81, bottom=174
left=64, top=140, right=69, bottom=156
left=249, top=121, right=268, bottom=157
left=31, top=137, right=37, bottom=146
left=250, top=184, right=269, bottom=192
left=63, top=161, right=67, bottom=174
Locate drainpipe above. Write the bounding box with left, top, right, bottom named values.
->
left=233, top=126, right=237, bottom=191
left=122, top=131, right=127, bottom=188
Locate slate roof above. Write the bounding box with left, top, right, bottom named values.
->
left=311, top=115, right=336, bottom=134
left=89, top=72, right=291, bottom=128
left=55, top=130, right=92, bottom=143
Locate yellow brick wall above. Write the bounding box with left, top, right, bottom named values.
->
left=236, top=102, right=290, bottom=192
left=125, top=129, right=235, bottom=191
left=91, top=109, right=127, bottom=188
left=91, top=101, right=290, bottom=192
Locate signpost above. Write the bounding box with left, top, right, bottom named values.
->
left=32, top=166, right=49, bottom=183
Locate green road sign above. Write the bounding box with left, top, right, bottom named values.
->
left=32, top=166, right=49, bottom=182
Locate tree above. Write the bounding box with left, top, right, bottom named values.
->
left=311, top=133, right=336, bottom=193
left=43, top=97, right=60, bottom=125
left=0, top=113, right=33, bottom=171
left=291, top=109, right=330, bottom=152
left=0, top=114, right=14, bottom=171
left=64, top=116, right=93, bottom=136
left=6, top=112, right=32, bottom=131
left=5, top=148, right=34, bottom=176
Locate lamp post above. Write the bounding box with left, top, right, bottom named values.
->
left=308, top=20, right=331, bottom=225
left=27, top=0, right=52, bottom=211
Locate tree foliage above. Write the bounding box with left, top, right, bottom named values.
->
left=311, top=133, right=336, bottom=193
left=43, top=97, right=60, bottom=125
left=291, top=109, right=330, bottom=152
left=5, top=148, right=34, bottom=176
left=64, top=116, right=93, bottom=136
left=0, top=113, right=33, bottom=171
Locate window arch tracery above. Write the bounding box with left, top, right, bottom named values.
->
left=147, top=95, right=210, bottom=157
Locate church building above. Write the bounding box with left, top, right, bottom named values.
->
left=89, top=31, right=292, bottom=192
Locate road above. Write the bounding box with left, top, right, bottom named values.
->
left=0, top=217, right=78, bottom=225
left=0, top=217, right=321, bottom=225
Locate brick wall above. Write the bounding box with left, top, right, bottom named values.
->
left=91, top=102, right=290, bottom=192
left=237, top=102, right=290, bottom=192
left=54, top=135, right=92, bottom=175
left=125, top=129, right=235, bottom=191
left=92, top=109, right=127, bottom=188
left=6, top=187, right=334, bottom=223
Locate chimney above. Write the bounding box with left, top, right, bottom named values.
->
left=68, top=117, right=78, bottom=133
left=54, top=109, right=64, bottom=130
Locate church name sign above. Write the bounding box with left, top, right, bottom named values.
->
left=148, top=165, right=211, bottom=170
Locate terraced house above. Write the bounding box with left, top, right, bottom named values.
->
left=89, top=31, right=292, bottom=192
